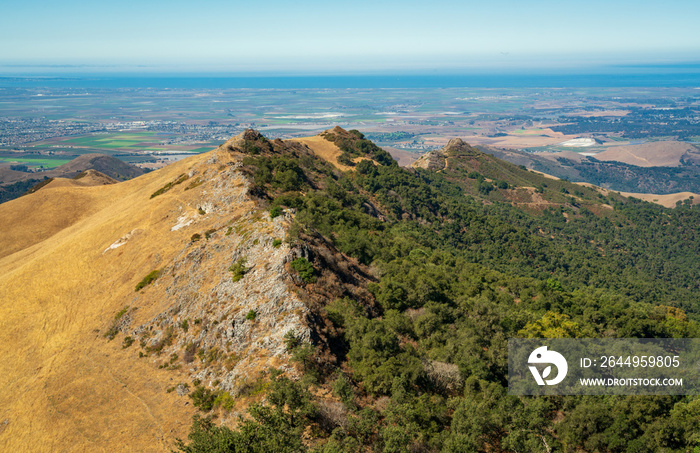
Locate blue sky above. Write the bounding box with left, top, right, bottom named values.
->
left=1, top=0, right=699, bottom=74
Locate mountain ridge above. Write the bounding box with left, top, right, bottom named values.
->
left=0, top=129, right=377, bottom=451
left=2, top=127, right=700, bottom=452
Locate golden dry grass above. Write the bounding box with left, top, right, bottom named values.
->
left=619, top=191, right=699, bottom=208
left=574, top=182, right=699, bottom=208
left=289, top=135, right=354, bottom=171
left=0, top=184, right=116, bottom=260
left=45, top=170, right=118, bottom=189
left=595, top=141, right=697, bottom=167
left=0, top=151, right=242, bottom=451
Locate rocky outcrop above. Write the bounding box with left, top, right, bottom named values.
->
left=411, top=148, right=447, bottom=171
left=117, top=135, right=374, bottom=394
left=411, top=138, right=483, bottom=171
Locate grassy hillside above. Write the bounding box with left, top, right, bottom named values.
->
left=0, top=134, right=321, bottom=451
left=0, top=153, right=203, bottom=451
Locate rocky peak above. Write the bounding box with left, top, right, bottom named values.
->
left=445, top=138, right=467, bottom=149
left=411, top=138, right=482, bottom=171
left=443, top=137, right=481, bottom=156
left=242, top=129, right=265, bottom=142
left=411, top=148, right=447, bottom=171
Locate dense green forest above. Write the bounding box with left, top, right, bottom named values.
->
left=532, top=157, right=700, bottom=195
left=178, top=129, right=700, bottom=453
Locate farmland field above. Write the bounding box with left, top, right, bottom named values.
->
left=1, top=83, right=699, bottom=171
left=0, top=156, right=72, bottom=169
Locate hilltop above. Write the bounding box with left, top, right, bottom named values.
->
left=2, top=128, right=700, bottom=452
left=0, top=153, right=146, bottom=204
left=479, top=142, right=700, bottom=195
left=411, top=137, right=632, bottom=214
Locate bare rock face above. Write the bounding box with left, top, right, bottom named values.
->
left=444, top=138, right=467, bottom=151
left=122, top=146, right=310, bottom=390
left=411, top=148, right=447, bottom=171
left=411, top=138, right=482, bottom=171
left=120, top=137, right=374, bottom=395
left=443, top=138, right=483, bottom=157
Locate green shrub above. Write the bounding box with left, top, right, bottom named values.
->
left=150, top=173, right=189, bottom=198
left=135, top=270, right=160, bottom=291
left=191, top=233, right=201, bottom=242
left=122, top=336, right=134, bottom=349
left=272, top=239, right=282, bottom=248
left=290, top=257, right=316, bottom=283
left=333, top=373, right=355, bottom=408
left=104, top=306, right=130, bottom=340
left=242, top=141, right=262, bottom=155
left=246, top=309, right=257, bottom=321
left=337, top=153, right=356, bottom=166
left=185, top=177, right=204, bottom=190
left=190, top=385, right=219, bottom=411
left=229, top=257, right=248, bottom=282
left=284, top=331, right=301, bottom=351
left=270, top=205, right=283, bottom=218
left=213, top=391, right=236, bottom=411
left=478, top=180, right=494, bottom=195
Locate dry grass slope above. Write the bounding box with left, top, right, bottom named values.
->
left=619, top=191, right=700, bottom=208
left=0, top=129, right=375, bottom=451
left=290, top=135, right=354, bottom=171
left=594, top=141, right=699, bottom=167
left=0, top=145, right=276, bottom=451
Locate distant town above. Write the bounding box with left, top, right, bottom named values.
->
left=1, top=85, right=699, bottom=172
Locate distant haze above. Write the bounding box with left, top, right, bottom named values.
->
left=1, top=0, right=699, bottom=75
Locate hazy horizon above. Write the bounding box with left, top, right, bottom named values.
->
left=2, top=0, right=700, bottom=76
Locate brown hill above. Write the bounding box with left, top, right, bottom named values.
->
left=0, top=166, right=31, bottom=184
left=619, top=191, right=699, bottom=208
left=1, top=154, right=145, bottom=185
left=381, top=146, right=420, bottom=167
left=0, top=132, right=369, bottom=452
left=49, top=153, right=146, bottom=180
left=0, top=154, right=146, bottom=205
left=23, top=170, right=119, bottom=195
left=594, top=141, right=700, bottom=167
